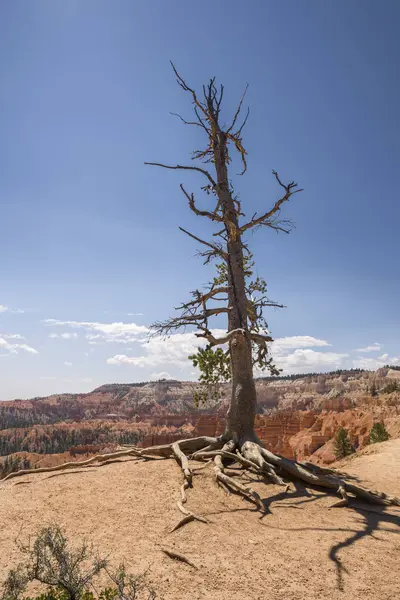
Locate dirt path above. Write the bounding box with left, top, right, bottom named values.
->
left=1, top=441, right=399, bottom=600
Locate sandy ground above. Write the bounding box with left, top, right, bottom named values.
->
left=0, top=440, right=399, bottom=600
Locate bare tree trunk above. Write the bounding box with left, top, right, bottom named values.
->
left=214, top=132, right=258, bottom=444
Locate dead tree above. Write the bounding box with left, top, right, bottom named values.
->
left=145, top=63, right=301, bottom=468
left=4, top=65, right=399, bottom=520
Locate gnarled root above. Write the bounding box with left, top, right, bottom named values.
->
left=241, top=441, right=289, bottom=490
left=2, top=434, right=399, bottom=515
left=172, top=441, right=193, bottom=485
left=170, top=442, right=209, bottom=532
left=2, top=436, right=218, bottom=482
left=330, top=485, right=349, bottom=508
left=213, top=442, right=265, bottom=511
left=161, top=548, right=198, bottom=569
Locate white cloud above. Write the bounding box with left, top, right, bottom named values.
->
left=44, top=319, right=148, bottom=344
left=1, top=333, right=26, bottom=340
left=353, top=354, right=400, bottom=370
left=273, top=336, right=331, bottom=352
left=17, top=344, right=39, bottom=354
left=0, top=337, right=38, bottom=355
left=273, top=349, right=348, bottom=374
left=106, top=331, right=341, bottom=375
left=106, top=331, right=206, bottom=369
left=0, top=305, right=25, bottom=314
left=354, top=342, right=381, bottom=353
left=49, top=332, right=78, bottom=339
left=64, top=361, right=73, bottom=367
left=150, top=371, right=173, bottom=380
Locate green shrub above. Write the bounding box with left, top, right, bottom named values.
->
left=1, top=525, right=159, bottom=600
left=381, top=380, right=400, bottom=394
left=334, top=428, right=355, bottom=459
left=369, top=422, right=390, bottom=444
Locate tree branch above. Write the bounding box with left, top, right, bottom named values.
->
left=180, top=185, right=223, bottom=222
left=177, top=287, right=229, bottom=310
left=226, top=84, right=249, bottom=134
left=195, top=328, right=246, bottom=346
left=249, top=332, right=273, bottom=343
left=144, top=162, right=216, bottom=188
left=170, top=112, right=210, bottom=135
left=170, top=61, right=208, bottom=117
left=179, top=227, right=228, bottom=260
left=240, top=170, right=303, bottom=233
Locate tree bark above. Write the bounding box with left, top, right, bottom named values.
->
left=213, top=132, right=258, bottom=444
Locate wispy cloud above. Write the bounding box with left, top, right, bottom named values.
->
left=0, top=305, right=25, bottom=314
left=64, top=361, right=73, bottom=367
left=273, top=336, right=331, bottom=351
left=44, top=319, right=148, bottom=344
left=106, top=331, right=210, bottom=369
left=49, top=332, right=78, bottom=340
left=0, top=337, right=38, bottom=355
left=1, top=333, right=26, bottom=340
left=354, top=342, right=381, bottom=353
left=150, top=371, right=173, bottom=380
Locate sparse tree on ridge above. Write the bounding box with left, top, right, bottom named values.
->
left=334, top=428, right=355, bottom=459
left=3, top=65, right=399, bottom=518
left=369, top=422, right=390, bottom=444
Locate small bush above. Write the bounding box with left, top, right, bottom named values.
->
left=369, top=422, right=390, bottom=444
left=1, top=566, right=28, bottom=600
left=334, top=427, right=355, bottom=459
left=381, top=380, right=400, bottom=394
left=1, top=525, right=159, bottom=600
left=369, top=381, right=378, bottom=397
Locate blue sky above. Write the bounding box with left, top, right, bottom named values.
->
left=1, top=0, right=399, bottom=400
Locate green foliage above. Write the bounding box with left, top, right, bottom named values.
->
left=1, top=566, right=28, bottom=600
left=189, top=346, right=231, bottom=406
left=369, top=381, right=378, bottom=396
left=381, top=380, right=400, bottom=394
left=334, top=428, right=355, bottom=459
left=1, top=526, right=159, bottom=600
left=19, top=524, right=107, bottom=600
left=369, top=422, right=390, bottom=444
left=0, top=456, right=31, bottom=479
left=190, top=252, right=282, bottom=404
left=0, top=426, right=141, bottom=458
left=105, top=563, right=157, bottom=600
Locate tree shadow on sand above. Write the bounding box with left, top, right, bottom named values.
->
left=259, top=480, right=400, bottom=591
left=206, top=475, right=400, bottom=591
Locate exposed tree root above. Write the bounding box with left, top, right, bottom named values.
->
left=169, top=447, right=209, bottom=532
left=258, top=446, right=400, bottom=506
left=170, top=510, right=208, bottom=532
left=161, top=548, right=198, bottom=569
left=330, top=486, right=349, bottom=509
left=212, top=442, right=265, bottom=511
left=241, top=441, right=289, bottom=489
left=2, top=436, right=399, bottom=516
